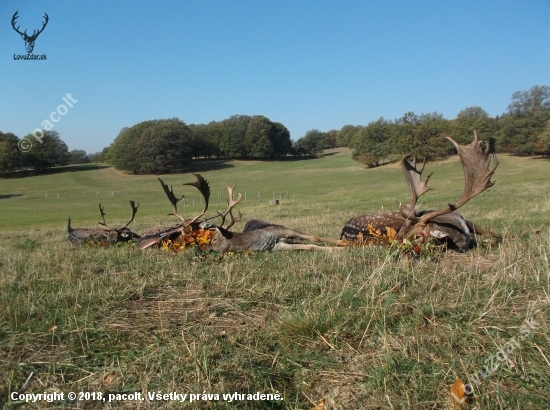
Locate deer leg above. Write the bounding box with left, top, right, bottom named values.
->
left=273, top=242, right=343, bottom=251
left=465, top=220, right=501, bottom=238
left=279, top=229, right=346, bottom=246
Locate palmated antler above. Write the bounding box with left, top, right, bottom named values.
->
left=183, top=173, right=210, bottom=225
left=216, top=185, right=243, bottom=229
left=401, top=131, right=498, bottom=238
left=158, top=174, right=211, bottom=226
left=159, top=178, right=186, bottom=223
left=447, top=131, right=498, bottom=209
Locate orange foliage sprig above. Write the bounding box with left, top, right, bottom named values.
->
left=352, top=224, right=440, bottom=259
left=351, top=225, right=398, bottom=246
left=161, top=228, right=214, bottom=252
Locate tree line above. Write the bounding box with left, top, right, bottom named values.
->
left=0, top=131, right=68, bottom=175
left=106, top=115, right=293, bottom=174
left=0, top=114, right=295, bottom=176
left=338, top=85, right=550, bottom=167
left=0, top=130, right=109, bottom=176
left=1, top=85, right=548, bottom=176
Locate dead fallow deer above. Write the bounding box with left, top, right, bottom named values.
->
left=137, top=174, right=211, bottom=250
left=137, top=173, right=345, bottom=252
left=203, top=185, right=346, bottom=252
left=67, top=201, right=140, bottom=245
left=340, top=132, right=501, bottom=251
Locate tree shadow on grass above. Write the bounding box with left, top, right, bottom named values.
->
left=1, top=164, right=108, bottom=179
left=527, top=155, right=550, bottom=162
left=279, top=152, right=338, bottom=160
left=230, top=154, right=334, bottom=163
left=177, top=160, right=235, bottom=173
left=0, top=194, right=23, bottom=200
left=149, top=156, right=332, bottom=173
left=1, top=155, right=346, bottom=179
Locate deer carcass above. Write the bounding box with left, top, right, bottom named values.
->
left=205, top=218, right=346, bottom=252
left=202, top=184, right=345, bottom=252
left=68, top=201, right=140, bottom=245
left=137, top=174, right=345, bottom=252
left=341, top=132, right=500, bottom=251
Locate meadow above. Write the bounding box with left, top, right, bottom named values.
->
left=1, top=148, right=549, bottom=409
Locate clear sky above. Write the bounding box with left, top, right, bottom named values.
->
left=1, top=1, right=549, bottom=153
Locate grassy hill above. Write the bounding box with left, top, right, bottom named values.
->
left=1, top=149, right=549, bottom=408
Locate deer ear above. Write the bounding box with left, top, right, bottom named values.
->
left=214, top=226, right=233, bottom=239
left=430, top=229, right=449, bottom=239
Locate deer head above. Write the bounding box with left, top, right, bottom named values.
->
left=201, top=184, right=243, bottom=249
left=12, top=11, right=49, bottom=53
left=396, top=132, right=498, bottom=241
left=341, top=131, right=500, bottom=251
left=97, top=201, right=140, bottom=243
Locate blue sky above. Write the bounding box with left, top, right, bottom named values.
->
left=1, top=1, right=549, bottom=153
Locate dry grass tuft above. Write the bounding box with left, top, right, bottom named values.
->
left=105, top=284, right=271, bottom=338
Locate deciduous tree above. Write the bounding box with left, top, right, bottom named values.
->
left=0, top=132, right=22, bottom=174
left=24, top=131, right=69, bottom=172
left=351, top=118, right=392, bottom=167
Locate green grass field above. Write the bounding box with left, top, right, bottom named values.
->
left=1, top=149, right=549, bottom=408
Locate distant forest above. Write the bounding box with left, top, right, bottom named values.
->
left=339, top=85, right=550, bottom=168
left=1, top=85, right=548, bottom=175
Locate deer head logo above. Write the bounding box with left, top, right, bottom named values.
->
left=11, top=11, right=49, bottom=53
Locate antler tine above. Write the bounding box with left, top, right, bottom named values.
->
left=11, top=11, right=25, bottom=36
left=158, top=178, right=186, bottom=223
left=227, top=184, right=243, bottom=209
left=182, top=173, right=211, bottom=226
left=394, top=200, right=411, bottom=220
left=226, top=208, right=243, bottom=230
left=415, top=131, right=499, bottom=226
left=35, top=13, right=49, bottom=36
left=98, top=204, right=111, bottom=230
left=392, top=153, right=436, bottom=240
left=216, top=210, right=227, bottom=227
left=399, top=153, right=434, bottom=218
left=117, top=200, right=139, bottom=231
left=218, top=184, right=243, bottom=228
